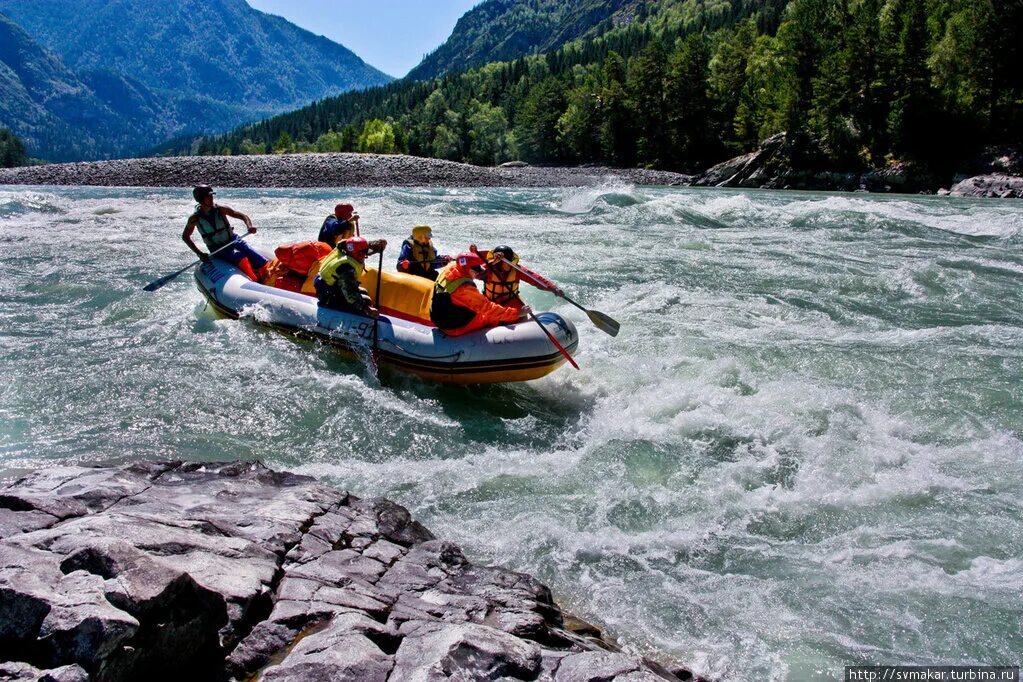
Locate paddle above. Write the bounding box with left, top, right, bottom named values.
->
left=495, top=256, right=621, bottom=337
left=143, top=231, right=252, bottom=292
left=527, top=310, right=580, bottom=370
left=371, top=246, right=384, bottom=373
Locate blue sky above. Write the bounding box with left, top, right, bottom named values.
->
left=247, top=0, right=482, bottom=78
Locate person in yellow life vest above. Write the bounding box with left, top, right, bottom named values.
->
left=318, top=203, right=359, bottom=247
left=429, top=252, right=527, bottom=337
left=397, top=225, right=451, bottom=280
left=473, top=244, right=562, bottom=309
left=314, top=236, right=386, bottom=317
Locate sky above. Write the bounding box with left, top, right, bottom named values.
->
left=246, top=0, right=483, bottom=78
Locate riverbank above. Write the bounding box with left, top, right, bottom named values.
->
left=0, top=153, right=691, bottom=189
left=1, top=149, right=1020, bottom=197
left=0, top=460, right=695, bottom=682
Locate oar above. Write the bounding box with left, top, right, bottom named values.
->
left=371, top=246, right=384, bottom=373
left=528, top=310, right=580, bottom=370
left=143, top=232, right=251, bottom=292
left=497, top=257, right=621, bottom=337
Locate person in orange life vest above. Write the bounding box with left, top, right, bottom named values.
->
left=182, top=184, right=268, bottom=281
left=397, top=225, right=451, bottom=280
left=318, top=203, right=359, bottom=247
left=471, top=244, right=562, bottom=310
left=314, top=236, right=387, bottom=317
left=429, top=252, right=528, bottom=337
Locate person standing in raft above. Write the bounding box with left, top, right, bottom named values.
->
left=182, top=184, right=268, bottom=281
left=318, top=203, right=359, bottom=247
left=315, top=236, right=387, bottom=317
left=473, top=244, right=561, bottom=310
left=429, top=252, right=527, bottom=336
left=396, top=225, right=451, bottom=280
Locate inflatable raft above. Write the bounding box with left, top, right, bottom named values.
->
left=193, top=250, right=579, bottom=384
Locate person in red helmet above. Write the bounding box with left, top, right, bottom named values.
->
left=182, top=184, right=268, bottom=281
left=315, top=236, right=386, bottom=316
left=318, top=202, right=360, bottom=247
left=430, top=252, right=527, bottom=336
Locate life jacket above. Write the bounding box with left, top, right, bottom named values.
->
left=430, top=265, right=476, bottom=329
left=401, top=238, right=438, bottom=277
left=194, top=205, right=233, bottom=250
left=318, top=248, right=365, bottom=287
left=318, top=215, right=354, bottom=245
left=484, top=254, right=521, bottom=304
left=275, top=241, right=333, bottom=275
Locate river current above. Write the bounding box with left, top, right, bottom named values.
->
left=1, top=184, right=1021, bottom=680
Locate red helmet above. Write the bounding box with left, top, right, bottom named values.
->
left=455, top=252, right=486, bottom=277
left=455, top=252, right=485, bottom=269
left=335, top=203, right=354, bottom=220
left=342, top=236, right=369, bottom=260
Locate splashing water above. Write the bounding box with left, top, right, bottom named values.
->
left=1, top=184, right=1021, bottom=680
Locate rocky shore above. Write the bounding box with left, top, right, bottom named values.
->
left=0, top=460, right=695, bottom=682
left=0, top=153, right=690, bottom=189
left=692, top=133, right=1023, bottom=198
left=3, top=146, right=1015, bottom=197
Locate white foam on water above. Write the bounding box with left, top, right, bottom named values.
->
left=3, top=185, right=1023, bottom=680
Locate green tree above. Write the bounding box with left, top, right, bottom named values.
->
left=773, top=0, right=842, bottom=158
left=627, top=40, right=667, bottom=165
left=734, top=34, right=787, bottom=146
left=272, top=131, right=294, bottom=154
left=467, top=101, right=509, bottom=165
left=598, top=52, right=634, bottom=165
left=314, top=130, right=345, bottom=153
left=339, top=124, right=359, bottom=152
left=514, top=77, right=566, bottom=162
left=664, top=33, right=716, bottom=169
left=709, top=20, right=757, bottom=152
left=557, top=90, right=601, bottom=162
left=843, top=0, right=891, bottom=162
left=357, top=119, right=398, bottom=154
left=0, top=128, right=28, bottom=168
left=239, top=138, right=267, bottom=155
left=886, top=0, right=939, bottom=160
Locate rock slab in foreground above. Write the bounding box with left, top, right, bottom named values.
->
left=0, top=461, right=691, bottom=682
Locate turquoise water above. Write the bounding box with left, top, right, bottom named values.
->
left=2, top=184, right=1022, bottom=680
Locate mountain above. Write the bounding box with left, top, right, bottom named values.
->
left=0, top=12, right=144, bottom=161
left=406, top=0, right=641, bottom=81
left=196, top=0, right=1020, bottom=183
left=0, top=0, right=392, bottom=160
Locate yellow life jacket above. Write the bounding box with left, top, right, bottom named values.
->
left=318, top=248, right=365, bottom=287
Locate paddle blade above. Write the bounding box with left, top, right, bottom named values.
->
left=587, top=309, right=620, bottom=337
left=142, top=263, right=194, bottom=292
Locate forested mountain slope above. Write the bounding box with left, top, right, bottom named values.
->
left=0, top=0, right=392, bottom=161
left=0, top=12, right=152, bottom=161
left=407, top=0, right=640, bottom=81
left=194, top=0, right=1021, bottom=179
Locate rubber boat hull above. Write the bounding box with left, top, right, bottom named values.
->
left=194, top=257, right=579, bottom=384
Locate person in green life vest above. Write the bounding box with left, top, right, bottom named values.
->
left=397, top=225, right=451, bottom=280
left=182, top=184, right=268, bottom=281
left=315, top=236, right=387, bottom=317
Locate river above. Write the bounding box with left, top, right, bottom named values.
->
left=1, top=184, right=1021, bottom=680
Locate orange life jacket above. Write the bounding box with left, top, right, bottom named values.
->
left=484, top=256, right=520, bottom=304
left=275, top=241, right=333, bottom=275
